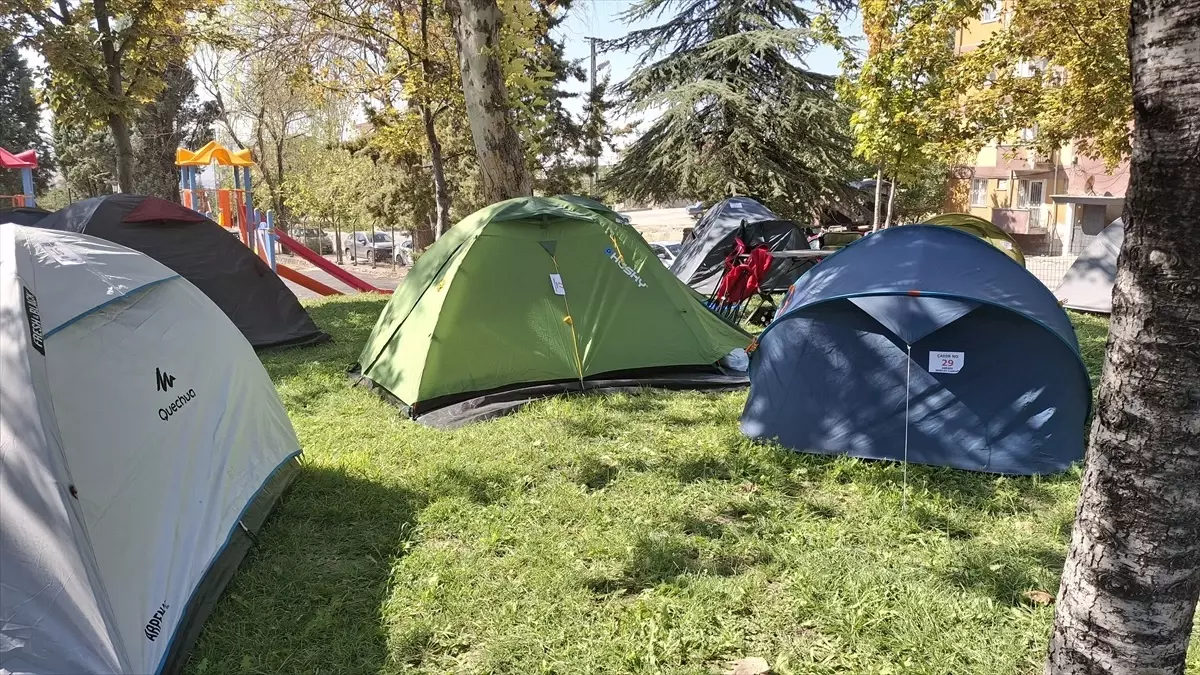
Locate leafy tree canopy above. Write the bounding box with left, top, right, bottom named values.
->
left=847, top=0, right=1131, bottom=173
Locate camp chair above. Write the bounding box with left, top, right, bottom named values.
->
left=708, top=238, right=773, bottom=323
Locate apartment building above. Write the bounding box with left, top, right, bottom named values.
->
left=945, top=2, right=1129, bottom=257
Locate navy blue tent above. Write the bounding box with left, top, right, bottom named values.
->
left=741, top=226, right=1091, bottom=475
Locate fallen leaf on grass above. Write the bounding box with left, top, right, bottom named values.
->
left=1023, top=589, right=1054, bottom=605
left=728, top=656, right=771, bottom=675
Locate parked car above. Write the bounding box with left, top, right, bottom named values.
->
left=394, top=236, right=413, bottom=266
left=686, top=201, right=706, bottom=220
left=346, top=231, right=394, bottom=264
left=649, top=241, right=682, bottom=266
left=291, top=227, right=334, bottom=254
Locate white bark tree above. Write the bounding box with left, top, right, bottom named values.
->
left=444, top=0, right=532, bottom=203
left=1045, top=0, right=1200, bottom=672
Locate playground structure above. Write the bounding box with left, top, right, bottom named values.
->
left=176, top=141, right=385, bottom=296
left=1, top=148, right=38, bottom=208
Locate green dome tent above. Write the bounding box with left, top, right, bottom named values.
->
left=353, top=197, right=752, bottom=427
left=922, top=213, right=1026, bottom=266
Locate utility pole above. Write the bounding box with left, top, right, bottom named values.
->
left=586, top=36, right=601, bottom=192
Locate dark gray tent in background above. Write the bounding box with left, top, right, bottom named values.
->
left=34, top=194, right=329, bottom=349
left=742, top=226, right=1091, bottom=475
left=0, top=206, right=50, bottom=226
left=1054, top=218, right=1124, bottom=314
left=670, top=198, right=814, bottom=295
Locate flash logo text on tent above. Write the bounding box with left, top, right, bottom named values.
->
left=605, top=248, right=647, bottom=288
left=144, top=602, right=169, bottom=641
left=156, top=367, right=176, bottom=391
left=23, top=287, right=44, bottom=355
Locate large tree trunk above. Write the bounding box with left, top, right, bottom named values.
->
left=420, top=0, right=452, bottom=239
left=93, top=0, right=134, bottom=192
left=1045, top=1, right=1200, bottom=672
left=445, top=0, right=532, bottom=203
left=422, top=107, right=452, bottom=239
left=107, top=114, right=135, bottom=193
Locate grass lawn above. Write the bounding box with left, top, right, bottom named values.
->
left=184, top=299, right=1184, bottom=674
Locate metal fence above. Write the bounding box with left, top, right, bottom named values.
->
left=1025, top=255, right=1075, bottom=289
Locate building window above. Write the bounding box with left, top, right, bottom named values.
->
left=970, top=178, right=988, bottom=207
left=996, top=178, right=1010, bottom=191
left=1015, top=58, right=1048, bottom=78
left=1017, top=179, right=1045, bottom=207
left=980, top=1, right=1001, bottom=22
left=1019, top=125, right=1039, bottom=142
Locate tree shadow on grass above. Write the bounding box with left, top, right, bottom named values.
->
left=584, top=532, right=770, bottom=597
left=184, top=464, right=423, bottom=675
left=709, top=432, right=1073, bottom=517
left=940, top=540, right=1066, bottom=607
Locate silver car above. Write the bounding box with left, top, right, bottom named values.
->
left=650, top=241, right=681, bottom=266
left=345, top=231, right=394, bottom=264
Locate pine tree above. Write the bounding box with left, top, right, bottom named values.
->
left=601, top=0, right=855, bottom=219
left=0, top=39, right=52, bottom=195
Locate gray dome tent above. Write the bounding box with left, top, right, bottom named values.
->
left=670, top=198, right=814, bottom=295
left=0, top=224, right=301, bottom=673
left=34, top=194, right=328, bottom=349
left=0, top=206, right=50, bottom=225
left=1054, top=218, right=1124, bottom=314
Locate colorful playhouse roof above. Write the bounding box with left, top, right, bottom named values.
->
left=0, top=148, right=38, bottom=169
left=175, top=141, right=254, bottom=167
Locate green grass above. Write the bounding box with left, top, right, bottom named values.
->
left=184, top=298, right=1158, bottom=675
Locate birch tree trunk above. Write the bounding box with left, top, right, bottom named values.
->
left=883, top=175, right=897, bottom=228
left=1045, top=0, right=1200, bottom=672
left=871, top=167, right=884, bottom=231
left=445, top=0, right=532, bottom=203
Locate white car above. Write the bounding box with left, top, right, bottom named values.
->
left=650, top=241, right=682, bottom=266
left=394, top=237, right=413, bottom=267
left=345, top=231, right=394, bottom=264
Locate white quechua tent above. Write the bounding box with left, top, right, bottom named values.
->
left=1054, top=218, right=1124, bottom=314
left=0, top=224, right=301, bottom=674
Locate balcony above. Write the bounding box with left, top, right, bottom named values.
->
left=992, top=207, right=1049, bottom=234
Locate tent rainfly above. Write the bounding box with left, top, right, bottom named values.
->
left=921, top=213, right=1026, bottom=266
left=33, top=194, right=328, bottom=349
left=670, top=198, right=815, bottom=295
left=1054, top=218, right=1124, bottom=314
left=353, top=196, right=752, bottom=428
left=0, top=224, right=301, bottom=674
left=742, top=226, right=1091, bottom=475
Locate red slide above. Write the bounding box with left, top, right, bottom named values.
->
left=274, top=229, right=382, bottom=293
left=277, top=264, right=343, bottom=296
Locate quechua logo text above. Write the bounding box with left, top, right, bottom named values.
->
left=155, top=368, right=196, bottom=422
left=155, top=367, right=176, bottom=391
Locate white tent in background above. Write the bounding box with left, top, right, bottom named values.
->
left=1054, top=218, right=1125, bottom=314
left=0, top=224, right=301, bottom=674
